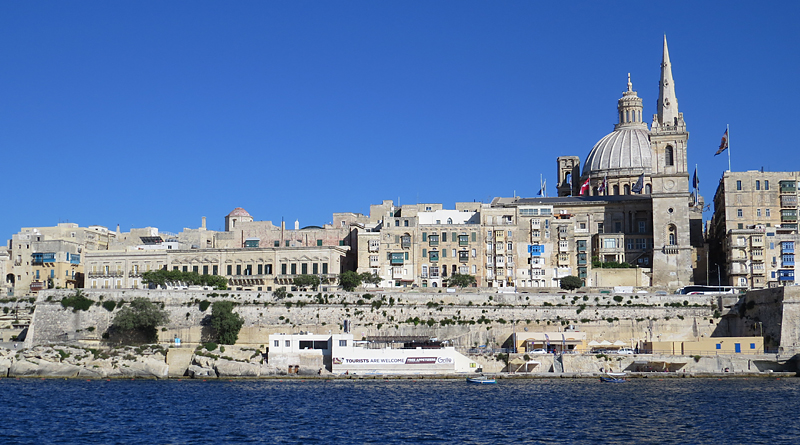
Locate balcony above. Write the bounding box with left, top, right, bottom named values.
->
left=368, top=243, right=379, bottom=253
left=662, top=245, right=679, bottom=255
left=751, top=250, right=764, bottom=261
left=88, top=271, right=124, bottom=278
left=781, top=195, right=797, bottom=208
left=751, top=237, right=764, bottom=247
left=392, top=267, right=403, bottom=280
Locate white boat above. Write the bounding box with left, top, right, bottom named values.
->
left=466, top=376, right=497, bottom=384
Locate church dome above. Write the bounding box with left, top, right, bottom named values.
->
left=583, top=75, right=652, bottom=178
left=227, top=207, right=251, bottom=217
left=583, top=127, right=652, bottom=177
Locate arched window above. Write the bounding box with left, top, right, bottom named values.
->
left=624, top=184, right=630, bottom=195
left=645, top=184, right=652, bottom=194
left=613, top=185, right=619, bottom=195
left=668, top=225, right=677, bottom=246
left=447, top=218, right=453, bottom=224
left=592, top=186, right=598, bottom=196
left=665, top=145, right=674, bottom=166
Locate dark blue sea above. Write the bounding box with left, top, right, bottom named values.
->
left=1, top=377, right=798, bottom=444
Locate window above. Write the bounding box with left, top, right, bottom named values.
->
left=757, top=209, right=762, bottom=217
left=421, top=265, right=428, bottom=278
left=639, top=221, right=646, bottom=233
left=736, top=180, right=742, bottom=190
left=442, top=232, right=447, bottom=242
left=274, top=240, right=279, bottom=247
left=236, top=265, right=242, bottom=275
left=765, top=180, right=770, bottom=190
left=286, top=240, right=290, bottom=247
left=623, top=184, right=630, bottom=195
left=766, top=209, right=771, bottom=217
left=285, top=340, right=290, bottom=347
left=203, top=265, right=209, bottom=275
left=404, top=220, right=409, bottom=227
left=422, top=249, right=427, bottom=258
left=665, top=145, right=674, bottom=166
left=737, top=209, right=743, bottom=218
left=603, top=238, right=616, bottom=249
left=227, top=265, right=232, bottom=275
left=281, top=264, right=287, bottom=275
left=301, top=263, right=308, bottom=274
left=317, top=239, right=323, bottom=246
left=213, top=265, right=218, bottom=275
left=322, top=263, right=328, bottom=274
left=756, top=180, right=761, bottom=190
left=668, top=225, right=677, bottom=245
left=339, top=340, right=347, bottom=347
left=291, top=264, right=297, bottom=274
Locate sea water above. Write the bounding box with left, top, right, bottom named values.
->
left=1, top=377, right=798, bottom=444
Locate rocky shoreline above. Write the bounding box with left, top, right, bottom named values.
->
left=1, top=345, right=795, bottom=380
left=0, top=344, right=313, bottom=379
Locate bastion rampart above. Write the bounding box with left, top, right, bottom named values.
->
left=28, top=289, right=728, bottom=350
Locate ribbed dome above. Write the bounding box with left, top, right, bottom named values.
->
left=583, top=127, right=652, bottom=177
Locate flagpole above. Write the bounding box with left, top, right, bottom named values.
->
left=727, top=124, right=731, bottom=172
left=694, top=163, right=698, bottom=205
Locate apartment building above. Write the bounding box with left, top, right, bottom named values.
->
left=709, top=171, right=800, bottom=288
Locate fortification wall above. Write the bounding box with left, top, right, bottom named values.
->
left=28, top=289, right=724, bottom=349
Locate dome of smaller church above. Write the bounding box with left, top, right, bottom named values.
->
left=227, top=207, right=251, bottom=217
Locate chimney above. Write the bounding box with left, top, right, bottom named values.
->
left=295, top=219, right=300, bottom=230
left=201, top=216, right=206, bottom=230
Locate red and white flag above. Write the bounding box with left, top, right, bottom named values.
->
left=579, top=177, right=591, bottom=196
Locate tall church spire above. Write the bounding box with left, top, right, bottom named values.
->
left=656, top=35, right=679, bottom=125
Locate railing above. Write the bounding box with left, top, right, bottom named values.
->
left=663, top=245, right=679, bottom=255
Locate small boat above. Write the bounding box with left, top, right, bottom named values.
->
left=600, top=376, right=627, bottom=383
left=467, top=376, right=497, bottom=384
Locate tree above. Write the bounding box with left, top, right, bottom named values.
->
left=560, top=275, right=583, bottom=291
left=339, top=270, right=362, bottom=291
left=359, top=272, right=382, bottom=287
left=210, top=300, right=244, bottom=345
left=448, top=273, right=476, bottom=288
left=293, top=274, right=321, bottom=291
left=110, top=297, right=170, bottom=344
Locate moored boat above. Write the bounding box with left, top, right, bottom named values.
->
left=467, top=376, right=497, bottom=384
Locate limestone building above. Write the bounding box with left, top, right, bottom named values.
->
left=709, top=171, right=800, bottom=288
left=356, top=37, right=704, bottom=290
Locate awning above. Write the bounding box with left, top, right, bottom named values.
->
left=588, top=340, right=601, bottom=346
left=599, top=340, right=613, bottom=346
left=613, top=340, right=627, bottom=346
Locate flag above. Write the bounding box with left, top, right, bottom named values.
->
left=715, top=129, right=729, bottom=155
left=545, top=334, right=551, bottom=351
left=631, top=173, right=644, bottom=194
left=537, top=178, right=546, bottom=196
left=598, top=175, right=607, bottom=194
left=692, top=167, right=699, bottom=189
left=579, top=177, right=591, bottom=196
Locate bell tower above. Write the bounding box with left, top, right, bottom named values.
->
left=650, top=36, right=692, bottom=287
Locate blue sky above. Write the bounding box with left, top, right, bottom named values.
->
left=1, top=1, right=797, bottom=238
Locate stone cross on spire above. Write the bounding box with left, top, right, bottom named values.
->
left=657, top=35, right=679, bottom=125
left=627, top=73, right=632, bottom=92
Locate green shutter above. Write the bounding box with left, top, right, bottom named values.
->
left=442, top=232, right=447, bottom=242
left=452, top=232, right=457, bottom=243
left=405, top=252, right=409, bottom=260
left=423, top=249, right=427, bottom=258
left=422, top=232, right=427, bottom=241
left=442, top=249, right=447, bottom=258
left=472, top=232, right=476, bottom=242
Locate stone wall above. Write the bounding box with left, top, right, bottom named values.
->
left=28, top=289, right=726, bottom=350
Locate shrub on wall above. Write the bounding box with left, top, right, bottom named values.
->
left=61, top=290, right=94, bottom=312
